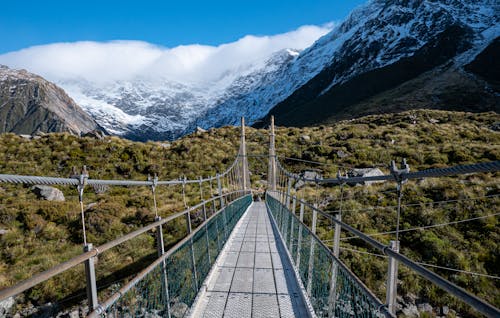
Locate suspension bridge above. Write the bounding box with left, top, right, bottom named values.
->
left=0, top=117, right=499, bottom=317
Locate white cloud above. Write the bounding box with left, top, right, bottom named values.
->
left=0, top=24, right=333, bottom=84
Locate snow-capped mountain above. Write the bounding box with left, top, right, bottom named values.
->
left=99, top=0, right=498, bottom=138
left=258, top=0, right=499, bottom=126
left=54, top=48, right=304, bottom=140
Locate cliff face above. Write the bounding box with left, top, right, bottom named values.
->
left=0, top=65, right=100, bottom=135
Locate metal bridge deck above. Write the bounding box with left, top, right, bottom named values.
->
left=190, top=201, right=310, bottom=318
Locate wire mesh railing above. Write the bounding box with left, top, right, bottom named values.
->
left=0, top=118, right=254, bottom=317
left=266, top=193, right=391, bottom=318
left=91, top=194, right=252, bottom=318
left=268, top=124, right=500, bottom=317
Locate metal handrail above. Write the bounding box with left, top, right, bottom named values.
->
left=270, top=190, right=500, bottom=317
left=88, top=194, right=252, bottom=317
left=265, top=193, right=393, bottom=318
left=0, top=190, right=249, bottom=301
left=275, top=159, right=500, bottom=184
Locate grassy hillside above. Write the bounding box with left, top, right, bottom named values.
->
left=0, top=109, right=498, bottom=316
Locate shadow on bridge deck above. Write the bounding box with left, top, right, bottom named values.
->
left=190, top=202, right=312, bottom=318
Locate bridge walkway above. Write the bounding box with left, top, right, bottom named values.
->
left=190, top=201, right=310, bottom=318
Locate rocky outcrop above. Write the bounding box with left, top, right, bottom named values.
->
left=0, top=65, right=100, bottom=136
left=31, top=185, right=65, bottom=201
left=82, top=129, right=106, bottom=140
left=295, top=170, right=323, bottom=188
left=0, top=296, right=14, bottom=317
left=348, top=168, right=385, bottom=185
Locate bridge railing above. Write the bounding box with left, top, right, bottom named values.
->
left=0, top=190, right=251, bottom=315
left=88, top=193, right=252, bottom=318
left=266, top=192, right=392, bottom=318
left=266, top=184, right=500, bottom=317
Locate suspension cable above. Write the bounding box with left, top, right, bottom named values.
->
left=327, top=194, right=500, bottom=215
left=279, top=156, right=353, bottom=169
left=335, top=211, right=500, bottom=241
left=339, top=247, right=500, bottom=280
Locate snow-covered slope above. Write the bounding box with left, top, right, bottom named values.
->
left=213, top=0, right=499, bottom=128
left=311, top=0, right=499, bottom=91
left=262, top=0, right=499, bottom=126
left=54, top=48, right=304, bottom=139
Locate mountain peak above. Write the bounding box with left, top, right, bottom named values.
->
left=0, top=66, right=101, bottom=136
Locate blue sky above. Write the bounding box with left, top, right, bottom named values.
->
left=0, top=0, right=366, bottom=54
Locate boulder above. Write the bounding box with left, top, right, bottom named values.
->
left=170, top=302, right=189, bottom=318
left=336, top=149, right=349, bottom=159
left=82, top=129, right=105, bottom=140
left=31, top=185, right=65, bottom=201
left=490, top=122, right=500, bottom=131
left=300, top=135, right=311, bottom=143
left=92, top=184, right=109, bottom=194
left=0, top=296, right=15, bottom=316
left=196, top=126, right=207, bottom=133
left=440, top=306, right=449, bottom=316
left=401, top=304, right=419, bottom=317
left=295, top=170, right=322, bottom=188
left=417, top=302, right=433, bottom=314
left=70, top=310, right=80, bottom=318
left=347, top=168, right=385, bottom=185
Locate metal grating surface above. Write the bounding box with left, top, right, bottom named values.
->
left=202, top=292, right=227, bottom=318
left=190, top=202, right=311, bottom=317
left=224, top=293, right=252, bottom=318
left=254, top=252, right=273, bottom=269
left=212, top=268, right=234, bottom=292
left=230, top=268, right=253, bottom=293
left=253, top=293, right=280, bottom=318
left=236, top=252, right=255, bottom=268
left=254, top=268, right=276, bottom=293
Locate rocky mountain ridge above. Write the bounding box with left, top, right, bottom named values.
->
left=0, top=65, right=100, bottom=136
left=259, top=0, right=499, bottom=126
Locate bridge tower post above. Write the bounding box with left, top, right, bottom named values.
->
left=268, top=116, right=277, bottom=191
left=217, top=174, right=225, bottom=208
left=240, top=117, right=249, bottom=192
left=289, top=196, right=297, bottom=251
left=186, top=210, right=199, bottom=291
left=327, top=211, right=342, bottom=317
left=386, top=159, right=409, bottom=315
